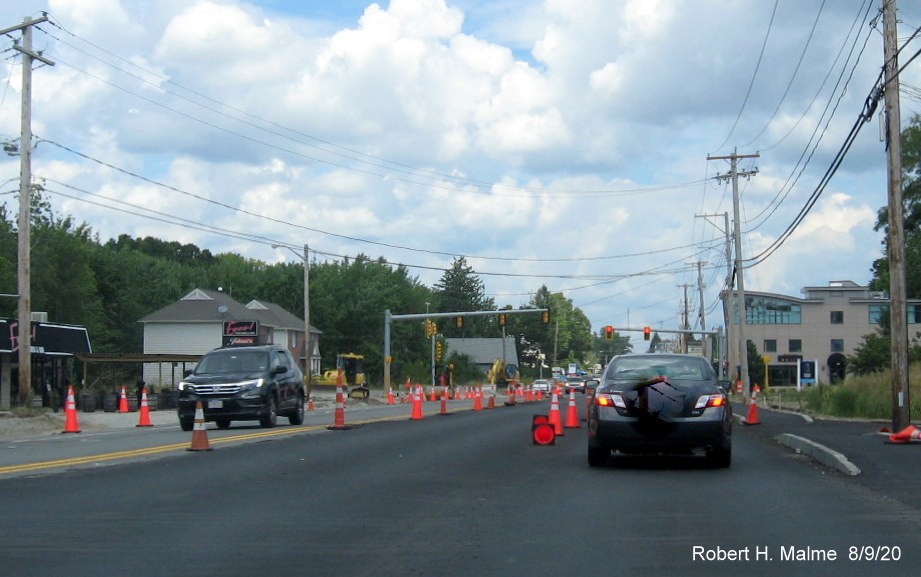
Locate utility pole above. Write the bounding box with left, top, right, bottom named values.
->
left=678, top=284, right=692, bottom=353
left=697, top=212, right=730, bottom=376
left=1, top=15, right=54, bottom=407
left=709, top=151, right=759, bottom=402
left=688, top=260, right=708, bottom=359
left=882, top=0, right=909, bottom=431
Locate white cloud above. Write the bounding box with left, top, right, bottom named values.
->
left=0, top=0, right=915, bottom=331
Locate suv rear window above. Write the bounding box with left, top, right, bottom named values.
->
left=196, top=350, right=269, bottom=374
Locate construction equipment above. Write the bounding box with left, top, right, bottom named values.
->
left=486, top=358, right=518, bottom=387
left=338, top=353, right=368, bottom=399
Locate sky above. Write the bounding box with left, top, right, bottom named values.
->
left=1, top=0, right=920, bottom=339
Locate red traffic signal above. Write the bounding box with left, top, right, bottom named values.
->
left=603, top=326, right=614, bottom=340
left=643, top=326, right=652, bottom=341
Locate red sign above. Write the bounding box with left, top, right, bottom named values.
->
left=223, top=320, right=258, bottom=337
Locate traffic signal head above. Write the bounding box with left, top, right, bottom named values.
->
left=643, top=326, right=651, bottom=341
left=498, top=313, right=507, bottom=326
left=455, top=316, right=464, bottom=328
left=604, top=325, right=614, bottom=340
left=436, top=341, right=443, bottom=360
left=540, top=310, right=551, bottom=324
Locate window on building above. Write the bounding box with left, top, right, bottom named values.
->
left=868, top=304, right=921, bottom=324
left=910, top=304, right=921, bottom=324
left=831, top=339, right=844, bottom=353
left=789, top=339, right=802, bottom=353
left=869, top=304, right=887, bottom=324
left=764, top=339, right=777, bottom=353
left=740, top=296, right=802, bottom=324
left=830, top=311, right=844, bottom=324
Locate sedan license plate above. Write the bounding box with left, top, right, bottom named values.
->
left=207, top=400, right=223, bottom=409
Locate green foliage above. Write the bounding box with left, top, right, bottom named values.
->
left=747, top=341, right=765, bottom=386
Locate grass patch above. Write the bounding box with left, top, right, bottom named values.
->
left=764, top=364, right=921, bottom=419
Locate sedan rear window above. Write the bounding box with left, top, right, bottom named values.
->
left=606, top=357, right=710, bottom=383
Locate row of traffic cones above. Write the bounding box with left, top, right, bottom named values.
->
left=62, top=386, right=156, bottom=433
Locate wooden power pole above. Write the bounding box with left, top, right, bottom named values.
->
left=882, top=0, right=910, bottom=432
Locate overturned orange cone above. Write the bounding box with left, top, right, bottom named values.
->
left=62, top=385, right=81, bottom=434
left=136, top=388, right=153, bottom=427
left=187, top=401, right=212, bottom=451
left=888, top=424, right=921, bottom=444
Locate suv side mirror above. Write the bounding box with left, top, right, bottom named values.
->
left=274, top=365, right=288, bottom=375
left=718, top=380, right=732, bottom=393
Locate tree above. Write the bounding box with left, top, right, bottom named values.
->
left=872, top=114, right=921, bottom=296
left=433, top=256, right=494, bottom=337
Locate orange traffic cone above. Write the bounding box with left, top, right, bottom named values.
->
left=187, top=401, right=212, bottom=451
left=327, top=374, right=352, bottom=430
left=743, top=385, right=761, bottom=425
left=62, top=385, right=81, bottom=434
left=487, top=391, right=495, bottom=409
left=548, top=389, right=564, bottom=436
left=308, top=398, right=315, bottom=411
left=564, top=388, right=580, bottom=428
left=474, top=387, right=483, bottom=411
left=118, top=385, right=129, bottom=413
left=888, top=424, right=921, bottom=443
left=505, top=384, right=517, bottom=406
left=387, top=387, right=395, bottom=405
left=136, top=388, right=153, bottom=427
left=410, top=386, right=424, bottom=420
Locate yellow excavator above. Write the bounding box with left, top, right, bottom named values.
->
left=487, top=358, right=518, bottom=387
left=314, top=353, right=368, bottom=399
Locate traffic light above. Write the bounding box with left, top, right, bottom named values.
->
left=425, top=319, right=437, bottom=338
left=498, top=313, right=507, bottom=326
left=643, top=326, right=652, bottom=341
left=603, top=325, right=614, bottom=340
left=455, top=316, right=465, bottom=328
left=436, top=341, right=443, bottom=360
left=540, top=310, right=551, bottom=324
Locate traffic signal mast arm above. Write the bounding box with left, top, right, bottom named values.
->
left=613, top=327, right=720, bottom=336
left=389, top=308, right=550, bottom=322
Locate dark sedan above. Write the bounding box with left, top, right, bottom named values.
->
left=587, top=353, right=732, bottom=468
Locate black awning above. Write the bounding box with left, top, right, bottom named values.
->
left=0, top=319, right=91, bottom=355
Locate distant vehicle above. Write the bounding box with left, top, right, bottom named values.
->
left=587, top=353, right=732, bottom=468
left=565, top=376, right=586, bottom=393
left=532, top=379, right=551, bottom=394
left=177, top=345, right=305, bottom=431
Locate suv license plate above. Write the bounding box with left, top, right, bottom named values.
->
left=207, top=400, right=223, bottom=409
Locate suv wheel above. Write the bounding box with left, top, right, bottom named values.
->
left=260, top=395, right=278, bottom=428
left=180, top=418, right=193, bottom=432
left=216, top=418, right=232, bottom=430
left=288, top=394, right=305, bottom=425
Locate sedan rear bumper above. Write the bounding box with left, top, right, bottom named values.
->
left=589, top=409, right=730, bottom=452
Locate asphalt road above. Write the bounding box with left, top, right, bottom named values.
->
left=1, top=399, right=919, bottom=577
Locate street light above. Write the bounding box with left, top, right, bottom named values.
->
left=273, top=243, right=311, bottom=391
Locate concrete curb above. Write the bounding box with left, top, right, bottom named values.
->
left=774, top=433, right=861, bottom=476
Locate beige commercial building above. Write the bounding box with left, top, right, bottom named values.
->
left=724, top=280, right=920, bottom=387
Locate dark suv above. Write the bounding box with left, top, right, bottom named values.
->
left=178, top=345, right=305, bottom=431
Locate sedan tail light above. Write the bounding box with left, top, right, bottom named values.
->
left=595, top=392, right=627, bottom=409
left=694, top=394, right=727, bottom=409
